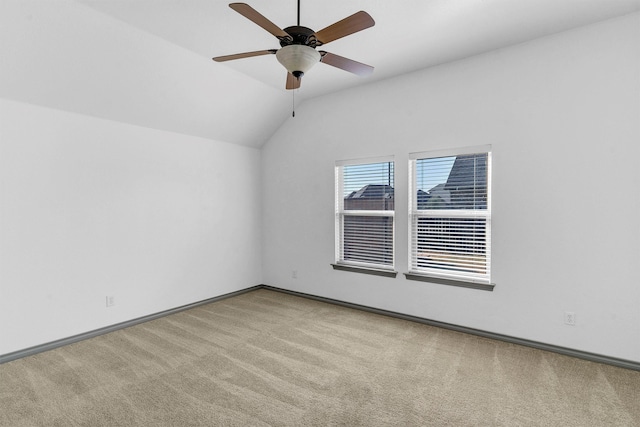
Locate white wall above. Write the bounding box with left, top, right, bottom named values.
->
left=0, top=0, right=290, bottom=148
left=0, top=99, right=262, bottom=355
left=262, top=13, right=640, bottom=362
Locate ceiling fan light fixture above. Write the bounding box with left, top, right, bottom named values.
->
left=276, top=44, right=321, bottom=78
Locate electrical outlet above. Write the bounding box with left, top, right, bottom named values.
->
left=292, top=270, right=297, bottom=279
left=564, top=311, right=576, bottom=326
left=106, top=296, right=115, bottom=308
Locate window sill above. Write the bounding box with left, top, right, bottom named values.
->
left=331, top=264, right=398, bottom=278
left=404, top=273, right=495, bottom=291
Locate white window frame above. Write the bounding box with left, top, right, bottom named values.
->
left=408, top=146, right=492, bottom=285
left=335, top=156, right=396, bottom=273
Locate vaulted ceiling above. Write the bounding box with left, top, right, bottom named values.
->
left=2, top=0, right=639, bottom=147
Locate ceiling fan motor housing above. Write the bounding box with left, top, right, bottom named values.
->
left=280, top=26, right=319, bottom=48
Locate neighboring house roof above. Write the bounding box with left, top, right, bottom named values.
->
left=444, top=154, right=487, bottom=191
left=346, top=184, right=394, bottom=200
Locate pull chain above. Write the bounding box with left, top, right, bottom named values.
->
left=292, top=88, right=296, bottom=117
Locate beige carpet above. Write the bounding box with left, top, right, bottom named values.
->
left=1, top=289, right=639, bottom=426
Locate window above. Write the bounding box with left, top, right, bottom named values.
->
left=335, top=158, right=395, bottom=274
left=408, top=146, right=491, bottom=285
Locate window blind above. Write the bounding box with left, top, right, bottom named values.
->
left=409, top=150, right=491, bottom=283
left=336, top=159, right=395, bottom=269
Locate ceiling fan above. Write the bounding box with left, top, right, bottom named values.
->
left=212, top=1, right=375, bottom=90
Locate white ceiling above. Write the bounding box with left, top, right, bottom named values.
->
left=2, top=1, right=639, bottom=147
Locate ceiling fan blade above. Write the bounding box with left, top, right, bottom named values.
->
left=314, top=11, right=375, bottom=46
left=229, top=3, right=292, bottom=41
left=319, top=51, right=373, bottom=76
left=286, top=72, right=301, bottom=90
left=212, top=49, right=276, bottom=62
